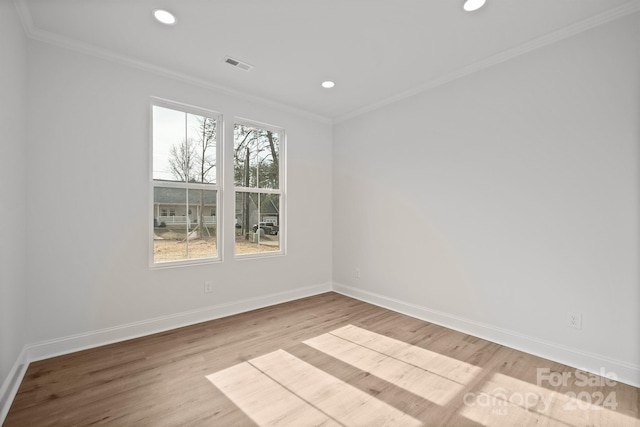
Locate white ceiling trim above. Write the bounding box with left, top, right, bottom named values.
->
left=14, top=0, right=640, bottom=126
left=13, top=0, right=33, bottom=35
left=13, top=0, right=331, bottom=125
left=333, top=1, right=640, bottom=124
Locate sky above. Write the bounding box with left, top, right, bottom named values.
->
left=152, top=105, right=216, bottom=183
left=152, top=104, right=281, bottom=188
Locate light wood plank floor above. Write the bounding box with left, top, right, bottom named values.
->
left=4, top=292, right=639, bottom=426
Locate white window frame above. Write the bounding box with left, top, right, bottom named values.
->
left=234, top=118, right=286, bottom=259
left=149, top=98, right=223, bottom=268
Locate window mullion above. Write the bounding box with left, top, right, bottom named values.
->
left=151, top=101, right=220, bottom=266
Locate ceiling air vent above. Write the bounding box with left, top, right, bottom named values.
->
left=224, top=56, right=254, bottom=72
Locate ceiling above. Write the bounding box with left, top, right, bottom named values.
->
left=17, top=0, right=640, bottom=122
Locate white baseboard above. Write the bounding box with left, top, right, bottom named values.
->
left=26, top=282, right=332, bottom=363
left=0, top=347, right=28, bottom=424
left=3, top=280, right=637, bottom=424
left=332, top=282, right=640, bottom=388
left=0, top=282, right=331, bottom=424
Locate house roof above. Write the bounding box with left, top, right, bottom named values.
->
left=154, top=186, right=216, bottom=205
left=234, top=192, right=279, bottom=216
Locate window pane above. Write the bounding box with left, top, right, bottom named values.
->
left=153, top=106, right=186, bottom=182
left=235, top=192, right=280, bottom=255
left=259, top=130, right=279, bottom=190
left=234, top=124, right=258, bottom=187
left=187, top=113, right=217, bottom=184
left=234, top=124, right=279, bottom=190
left=153, top=106, right=217, bottom=185
left=153, top=187, right=217, bottom=262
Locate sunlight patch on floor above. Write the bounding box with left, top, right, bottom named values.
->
left=304, top=327, right=471, bottom=405
left=205, top=324, right=639, bottom=426
left=460, top=372, right=640, bottom=427
left=207, top=349, right=422, bottom=427
left=330, top=325, right=481, bottom=384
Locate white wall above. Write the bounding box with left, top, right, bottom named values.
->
left=0, top=0, right=28, bottom=394
left=25, top=40, right=332, bottom=345
left=3, top=0, right=638, bottom=398
left=333, top=13, right=639, bottom=382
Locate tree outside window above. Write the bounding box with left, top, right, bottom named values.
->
left=234, top=122, right=284, bottom=255
left=151, top=103, right=220, bottom=265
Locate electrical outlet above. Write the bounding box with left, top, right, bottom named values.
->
left=355, top=268, right=361, bottom=279
left=567, top=312, right=582, bottom=329
left=204, top=281, right=213, bottom=294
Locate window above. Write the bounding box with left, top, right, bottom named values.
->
left=234, top=121, right=284, bottom=256
left=151, top=101, right=220, bottom=265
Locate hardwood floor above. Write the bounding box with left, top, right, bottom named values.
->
left=4, top=292, right=639, bottom=426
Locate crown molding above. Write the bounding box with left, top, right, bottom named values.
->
left=13, top=0, right=640, bottom=126
left=13, top=0, right=33, bottom=35
left=333, top=1, right=640, bottom=124
left=14, top=0, right=331, bottom=125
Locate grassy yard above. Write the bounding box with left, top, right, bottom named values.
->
left=153, top=228, right=279, bottom=261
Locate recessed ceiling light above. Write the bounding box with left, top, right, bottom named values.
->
left=153, top=9, right=176, bottom=25
left=463, top=0, right=486, bottom=12
left=321, top=81, right=335, bottom=89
